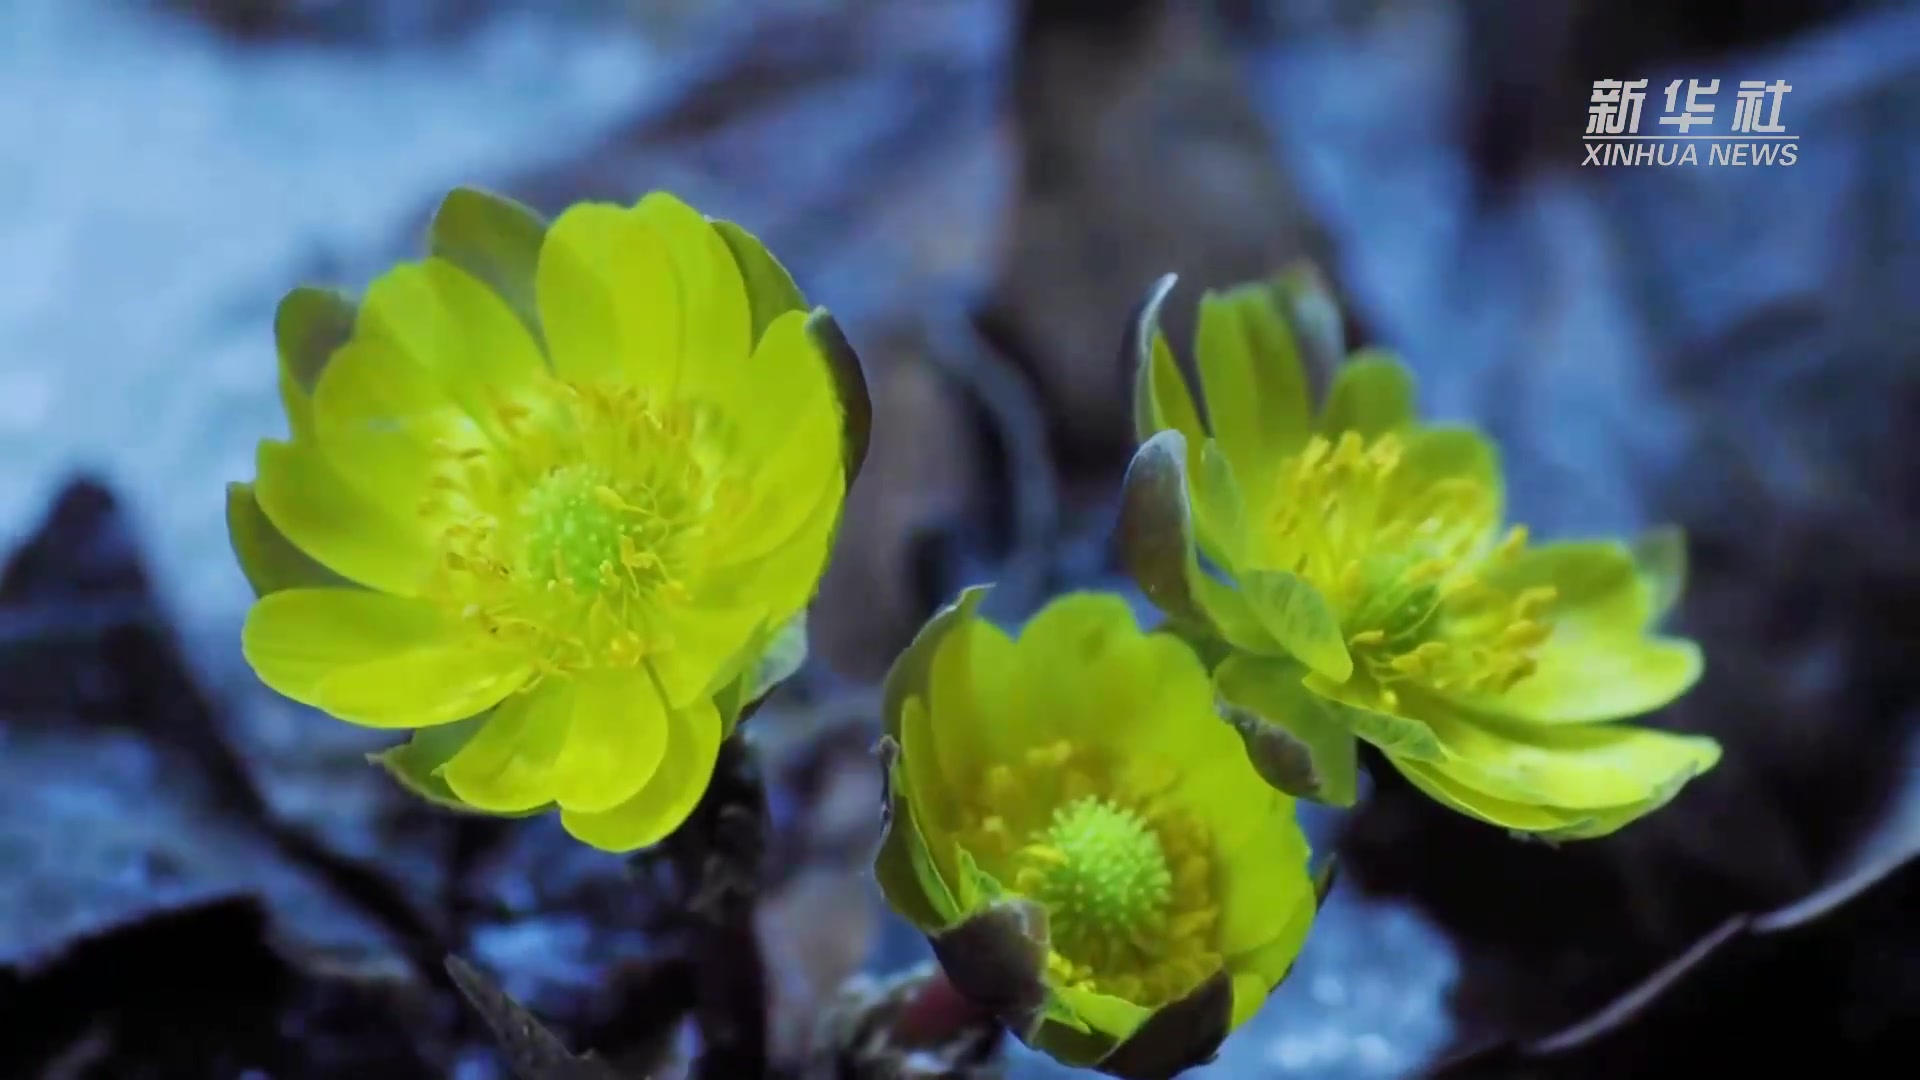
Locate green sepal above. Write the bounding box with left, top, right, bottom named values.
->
left=1093, top=971, right=1234, bottom=1080
left=880, top=585, right=992, bottom=744
left=929, top=897, right=1052, bottom=1038
left=715, top=611, right=810, bottom=732
left=428, top=186, right=548, bottom=346
left=1271, top=262, right=1347, bottom=387
left=803, top=309, right=873, bottom=490
left=225, top=482, right=349, bottom=597
left=1117, top=431, right=1269, bottom=651
left=714, top=218, right=807, bottom=343
left=272, top=286, right=357, bottom=441
left=873, top=736, right=964, bottom=932
left=1215, top=655, right=1359, bottom=807
left=1127, top=274, right=1193, bottom=445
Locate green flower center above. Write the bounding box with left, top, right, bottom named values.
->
left=960, top=741, right=1222, bottom=1007
left=1023, top=796, right=1173, bottom=957
left=518, top=464, right=676, bottom=594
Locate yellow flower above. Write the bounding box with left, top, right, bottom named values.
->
left=227, top=188, right=869, bottom=851
left=874, top=588, right=1319, bottom=1077
left=1119, top=270, right=1718, bottom=840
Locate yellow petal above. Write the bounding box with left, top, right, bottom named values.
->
left=1195, top=281, right=1314, bottom=494
left=925, top=615, right=1019, bottom=787
left=901, top=695, right=962, bottom=843
left=709, top=310, right=842, bottom=565
left=646, top=600, right=767, bottom=710
left=253, top=440, right=437, bottom=595
left=1493, top=636, right=1703, bottom=724
left=1205, top=786, right=1313, bottom=957
left=446, top=672, right=671, bottom=816
left=634, top=193, right=752, bottom=401
left=1463, top=540, right=1704, bottom=723
left=440, top=683, right=571, bottom=812
left=560, top=698, right=723, bottom=852
left=1480, top=540, right=1647, bottom=635
left=1390, top=756, right=1598, bottom=834
left=226, top=481, right=349, bottom=597
left=357, top=258, right=546, bottom=415
left=1229, top=972, right=1270, bottom=1031
left=1231, top=894, right=1314, bottom=988
left=1319, top=351, right=1415, bottom=437
left=242, top=588, right=526, bottom=728
left=1420, top=702, right=1721, bottom=811
left=550, top=669, right=671, bottom=813
left=1056, top=985, right=1151, bottom=1041
left=311, top=336, right=473, bottom=514
left=1006, top=593, right=1144, bottom=752
left=710, top=479, right=838, bottom=623
left=1388, top=426, right=1502, bottom=528
left=535, top=201, right=680, bottom=387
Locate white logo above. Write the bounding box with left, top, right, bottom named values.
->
left=1584, top=79, right=1796, bottom=167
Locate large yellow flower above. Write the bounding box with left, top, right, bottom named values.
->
left=875, top=588, right=1319, bottom=1077
left=228, top=188, right=868, bottom=851
left=1120, top=271, right=1718, bottom=840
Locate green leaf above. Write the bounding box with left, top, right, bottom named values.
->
left=1301, top=675, right=1446, bottom=761
left=1632, top=524, right=1688, bottom=624
left=714, top=218, right=807, bottom=344
left=225, top=482, right=349, bottom=597
left=369, top=717, right=545, bottom=817
left=1239, top=569, right=1352, bottom=683
left=880, top=585, right=992, bottom=744
left=804, top=309, right=873, bottom=489
left=428, top=186, right=548, bottom=346
left=1215, top=655, right=1359, bottom=806
left=1116, top=431, right=1270, bottom=652
left=1320, top=351, right=1416, bottom=437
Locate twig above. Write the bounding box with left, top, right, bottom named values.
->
left=636, top=734, right=774, bottom=1078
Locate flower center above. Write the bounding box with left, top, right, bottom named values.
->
left=951, top=740, right=1222, bottom=1008
left=420, top=379, right=743, bottom=675
left=1263, top=431, right=1558, bottom=706
left=516, top=464, right=681, bottom=594
left=1021, top=797, right=1173, bottom=956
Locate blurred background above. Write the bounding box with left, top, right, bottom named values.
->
left=1, top=0, right=1916, bottom=1076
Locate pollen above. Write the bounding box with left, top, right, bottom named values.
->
left=419, top=378, right=733, bottom=675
